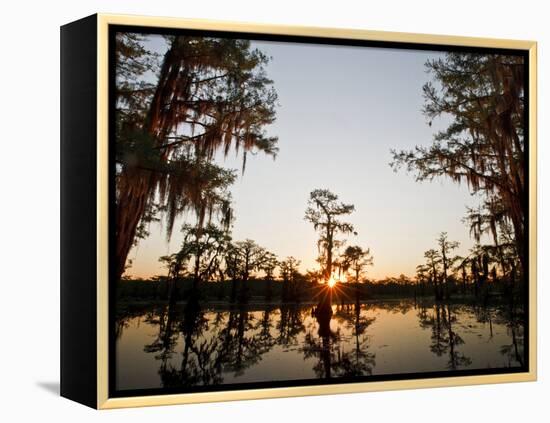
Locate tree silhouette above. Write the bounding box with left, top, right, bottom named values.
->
left=454, top=256, right=470, bottom=295
left=437, top=232, right=460, bottom=300
left=415, top=264, right=431, bottom=297
left=230, top=240, right=271, bottom=303
left=280, top=256, right=301, bottom=302
left=464, top=197, right=520, bottom=301
left=260, top=252, right=279, bottom=301
left=224, top=243, right=243, bottom=302
left=305, top=189, right=356, bottom=282
left=424, top=248, right=442, bottom=300
left=391, top=53, right=526, bottom=275
left=341, top=245, right=374, bottom=283
left=469, top=244, right=492, bottom=300
left=159, top=249, right=190, bottom=305
left=179, top=223, right=231, bottom=299
left=115, top=34, right=279, bottom=280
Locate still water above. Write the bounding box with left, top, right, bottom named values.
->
left=115, top=301, right=524, bottom=391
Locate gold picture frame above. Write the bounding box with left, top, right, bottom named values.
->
left=61, top=13, right=537, bottom=409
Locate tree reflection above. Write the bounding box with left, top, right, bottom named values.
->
left=219, top=308, right=271, bottom=376
left=159, top=303, right=223, bottom=387
left=336, top=304, right=376, bottom=377
left=256, top=307, right=276, bottom=347
left=443, top=304, right=472, bottom=369
left=142, top=304, right=284, bottom=388
left=496, top=305, right=525, bottom=367
left=500, top=320, right=524, bottom=367
left=302, top=300, right=376, bottom=379
left=417, top=303, right=472, bottom=370
left=143, top=304, right=180, bottom=362
left=115, top=299, right=524, bottom=390
left=277, top=306, right=305, bottom=347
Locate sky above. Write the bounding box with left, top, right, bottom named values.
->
left=124, top=35, right=484, bottom=281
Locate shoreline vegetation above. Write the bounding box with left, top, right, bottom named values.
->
left=116, top=276, right=524, bottom=307
left=115, top=294, right=520, bottom=309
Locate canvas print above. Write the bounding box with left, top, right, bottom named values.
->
left=112, top=28, right=528, bottom=396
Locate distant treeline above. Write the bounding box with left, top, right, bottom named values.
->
left=117, top=274, right=519, bottom=304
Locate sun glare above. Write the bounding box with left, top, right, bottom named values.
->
left=327, top=275, right=337, bottom=288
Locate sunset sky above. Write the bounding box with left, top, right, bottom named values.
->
left=124, top=35, right=484, bottom=281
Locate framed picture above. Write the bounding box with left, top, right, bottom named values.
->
left=60, top=14, right=537, bottom=409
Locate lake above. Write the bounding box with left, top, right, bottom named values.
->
left=115, top=300, right=524, bottom=391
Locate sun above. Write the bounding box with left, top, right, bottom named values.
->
left=327, top=275, right=337, bottom=288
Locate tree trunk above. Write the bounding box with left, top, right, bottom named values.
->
left=441, top=245, right=450, bottom=300
left=326, top=226, right=333, bottom=280
left=192, top=251, right=201, bottom=293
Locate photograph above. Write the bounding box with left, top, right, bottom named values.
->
left=111, top=27, right=529, bottom=396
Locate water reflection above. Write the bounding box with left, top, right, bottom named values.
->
left=115, top=300, right=525, bottom=391
left=417, top=303, right=472, bottom=370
